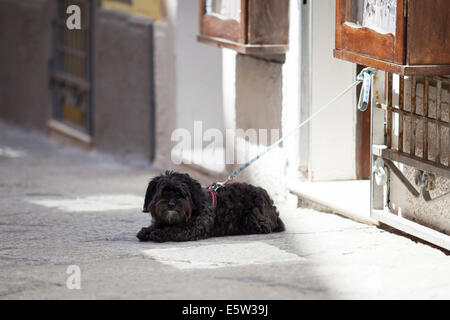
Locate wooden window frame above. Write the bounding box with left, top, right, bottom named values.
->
left=197, top=0, right=289, bottom=55
left=334, top=0, right=450, bottom=76
left=336, top=0, right=406, bottom=64
left=335, top=0, right=406, bottom=66
left=199, top=0, right=247, bottom=44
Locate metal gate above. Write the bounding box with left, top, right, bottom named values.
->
left=370, top=71, right=450, bottom=250
left=52, top=0, right=93, bottom=134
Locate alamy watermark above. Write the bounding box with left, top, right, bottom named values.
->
left=66, top=5, right=81, bottom=30
left=171, top=121, right=281, bottom=166
left=66, top=265, right=81, bottom=290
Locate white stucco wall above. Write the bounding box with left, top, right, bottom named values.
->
left=282, top=0, right=301, bottom=180
left=232, top=54, right=295, bottom=211
left=309, top=0, right=357, bottom=181
left=390, top=166, right=450, bottom=235
left=224, top=0, right=300, bottom=211
left=173, top=0, right=224, bottom=134
left=156, top=0, right=226, bottom=174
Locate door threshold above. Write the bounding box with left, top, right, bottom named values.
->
left=288, top=179, right=379, bottom=226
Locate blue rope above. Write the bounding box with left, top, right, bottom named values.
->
left=211, top=67, right=377, bottom=191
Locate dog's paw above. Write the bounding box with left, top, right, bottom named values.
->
left=136, top=227, right=151, bottom=241
left=147, top=229, right=167, bottom=243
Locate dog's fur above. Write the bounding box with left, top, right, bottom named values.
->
left=136, top=171, right=284, bottom=242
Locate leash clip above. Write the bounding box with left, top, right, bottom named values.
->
left=356, top=67, right=377, bottom=112
left=209, top=175, right=233, bottom=191
left=208, top=183, right=222, bottom=191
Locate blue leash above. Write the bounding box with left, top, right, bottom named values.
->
left=210, top=67, right=377, bottom=191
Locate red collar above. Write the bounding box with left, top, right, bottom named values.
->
left=206, top=188, right=217, bottom=209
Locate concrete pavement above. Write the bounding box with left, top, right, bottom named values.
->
left=1, top=120, right=449, bottom=299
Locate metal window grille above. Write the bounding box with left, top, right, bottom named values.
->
left=52, top=0, right=93, bottom=133
left=378, top=74, right=450, bottom=179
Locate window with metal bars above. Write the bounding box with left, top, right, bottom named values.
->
left=52, top=0, right=92, bottom=134
left=378, top=74, right=450, bottom=179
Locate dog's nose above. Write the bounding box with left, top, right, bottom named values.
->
left=168, top=199, right=176, bottom=208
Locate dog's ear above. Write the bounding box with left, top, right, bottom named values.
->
left=178, top=173, right=204, bottom=214
left=143, top=177, right=160, bottom=212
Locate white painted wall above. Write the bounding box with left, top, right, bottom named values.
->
left=222, top=48, right=236, bottom=131
left=173, top=0, right=224, bottom=134
left=282, top=0, right=301, bottom=180
left=309, top=0, right=357, bottom=181
left=221, top=0, right=301, bottom=212
left=155, top=0, right=226, bottom=174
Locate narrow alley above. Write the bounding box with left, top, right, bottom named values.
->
left=1, top=121, right=449, bottom=299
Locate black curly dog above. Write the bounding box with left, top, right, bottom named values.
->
left=136, top=171, right=285, bottom=242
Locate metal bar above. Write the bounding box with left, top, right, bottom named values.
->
left=371, top=209, right=450, bottom=252
left=371, top=71, right=386, bottom=212
left=52, top=71, right=90, bottom=91
left=63, top=20, right=68, bottom=75
left=423, top=77, right=429, bottom=160
left=410, top=76, right=417, bottom=156
left=387, top=73, right=393, bottom=148
left=81, top=30, right=85, bottom=78
left=435, top=79, right=442, bottom=164
left=75, top=30, right=79, bottom=78
left=383, top=159, right=420, bottom=197
left=78, top=30, right=82, bottom=78
left=436, top=76, right=450, bottom=86
left=380, top=106, right=450, bottom=129
left=382, top=148, right=450, bottom=179
left=68, top=22, right=73, bottom=75
left=424, top=190, right=450, bottom=203
left=57, top=46, right=87, bottom=58
left=446, top=81, right=450, bottom=168
left=398, top=75, right=404, bottom=152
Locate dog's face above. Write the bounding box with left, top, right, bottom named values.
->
left=143, top=171, right=203, bottom=227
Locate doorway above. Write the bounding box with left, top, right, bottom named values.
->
left=355, top=64, right=372, bottom=179
left=290, top=0, right=374, bottom=224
